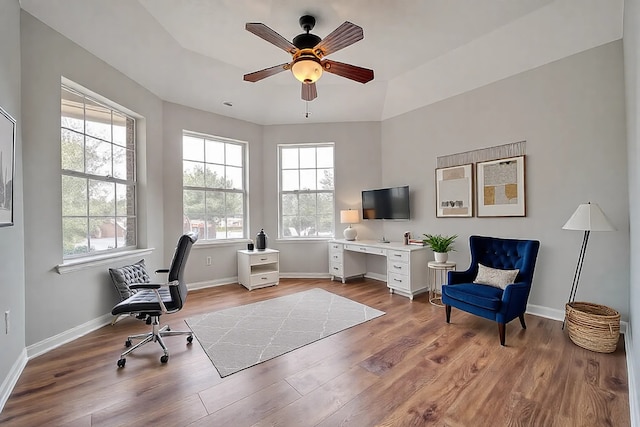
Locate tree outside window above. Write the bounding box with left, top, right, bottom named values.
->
left=61, top=85, right=136, bottom=258
left=182, top=133, right=246, bottom=240
left=279, top=144, right=334, bottom=238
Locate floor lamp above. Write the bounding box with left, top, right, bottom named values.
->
left=562, top=202, right=615, bottom=327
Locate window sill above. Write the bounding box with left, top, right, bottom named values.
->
left=192, top=239, right=251, bottom=249
left=276, top=237, right=334, bottom=243
left=56, top=248, right=155, bottom=274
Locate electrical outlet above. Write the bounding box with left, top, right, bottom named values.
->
left=206, top=256, right=212, bottom=266
left=4, top=311, right=9, bottom=334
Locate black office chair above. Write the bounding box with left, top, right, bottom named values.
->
left=111, top=233, right=198, bottom=367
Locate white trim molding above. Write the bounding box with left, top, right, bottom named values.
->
left=0, top=348, right=27, bottom=413
left=27, top=313, right=112, bottom=359
left=56, top=248, right=154, bottom=274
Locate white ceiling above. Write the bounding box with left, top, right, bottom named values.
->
left=19, top=0, right=623, bottom=125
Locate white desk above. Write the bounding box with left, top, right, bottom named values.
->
left=328, top=239, right=429, bottom=300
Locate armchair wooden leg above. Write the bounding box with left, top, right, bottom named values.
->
left=519, top=314, right=527, bottom=329
left=445, top=305, right=451, bottom=323
left=498, top=323, right=506, bottom=346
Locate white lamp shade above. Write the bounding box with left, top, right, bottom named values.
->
left=340, top=209, right=360, bottom=224
left=562, top=202, right=615, bottom=231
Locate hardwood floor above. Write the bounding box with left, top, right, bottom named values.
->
left=0, top=278, right=630, bottom=426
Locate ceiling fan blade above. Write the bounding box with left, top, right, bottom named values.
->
left=243, top=63, right=290, bottom=82
left=246, top=23, right=298, bottom=55
left=313, top=22, right=363, bottom=57
left=302, top=82, right=317, bottom=101
left=321, top=60, right=374, bottom=83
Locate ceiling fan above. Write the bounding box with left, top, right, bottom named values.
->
left=243, top=15, right=374, bottom=101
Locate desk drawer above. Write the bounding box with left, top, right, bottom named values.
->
left=329, top=251, right=343, bottom=263
left=387, top=250, right=410, bottom=263
left=329, top=243, right=343, bottom=251
left=345, top=244, right=387, bottom=256
left=388, top=260, right=409, bottom=275
left=330, top=262, right=343, bottom=277
left=388, top=271, right=410, bottom=291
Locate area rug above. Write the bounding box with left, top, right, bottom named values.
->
left=185, top=288, right=385, bottom=377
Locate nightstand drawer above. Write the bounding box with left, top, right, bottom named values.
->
left=250, top=252, right=278, bottom=265
left=248, top=271, right=279, bottom=287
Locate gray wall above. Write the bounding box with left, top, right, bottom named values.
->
left=0, top=0, right=26, bottom=398
left=381, top=41, right=630, bottom=318
left=624, top=0, right=640, bottom=419
left=20, top=11, right=165, bottom=346
left=161, top=102, right=263, bottom=285
left=262, top=122, right=382, bottom=275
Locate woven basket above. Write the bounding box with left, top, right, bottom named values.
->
left=565, top=302, right=620, bottom=353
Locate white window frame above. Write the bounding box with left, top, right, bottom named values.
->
left=278, top=143, right=335, bottom=239
left=182, top=131, right=248, bottom=241
left=61, top=84, right=137, bottom=259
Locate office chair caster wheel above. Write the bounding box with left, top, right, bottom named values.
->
left=160, top=355, right=169, bottom=364
left=117, top=358, right=126, bottom=368
left=124, top=339, right=132, bottom=348
left=187, top=335, right=193, bottom=344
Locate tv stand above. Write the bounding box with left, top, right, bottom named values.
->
left=328, top=239, right=429, bottom=300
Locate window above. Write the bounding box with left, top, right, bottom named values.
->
left=61, top=85, right=136, bottom=258
left=279, top=144, right=334, bottom=238
left=182, top=132, right=247, bottom=240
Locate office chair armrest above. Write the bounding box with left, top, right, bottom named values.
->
left=155, top=268, right=170, bottom=274
left=129, top=283, right=162, bottom=290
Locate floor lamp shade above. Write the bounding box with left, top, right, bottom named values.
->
left=340, top=209, right=360, bottom=241
left=562, top=202, right=615, bottom=310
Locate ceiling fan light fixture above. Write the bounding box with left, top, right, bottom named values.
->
left=291, top=56, right=323, bottom=84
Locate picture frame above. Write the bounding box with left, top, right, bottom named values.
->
left=476, top=155, right=526, bottom=217
left=0, top=105, right=16, bottom=227
left=435, top=163, right=473, bottom=218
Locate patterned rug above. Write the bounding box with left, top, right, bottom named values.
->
left=185, top=288, right=385, bottom=377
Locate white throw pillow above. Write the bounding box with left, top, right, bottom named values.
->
left=473, top=263, right=519, bottom=290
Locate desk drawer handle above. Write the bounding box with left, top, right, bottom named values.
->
left=260, top=258, right=268, bottom=261
left=394, top=254, right=402, bottom=257
left=333, top=267, right=339, bottom=271
left=261, top=277, right=268, bottom=280
left=393, top=265, right=402, bottom=269
left=394, top=278, right=402, bottom=283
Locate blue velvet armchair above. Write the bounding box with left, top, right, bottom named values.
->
left=442, top=235, right=540, bottom=346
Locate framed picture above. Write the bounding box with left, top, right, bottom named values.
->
left=476, top=155, right=526, bottom=217
left=0, top=105, right=16, bottom=227
left=435, top=163, right=473, bottom=217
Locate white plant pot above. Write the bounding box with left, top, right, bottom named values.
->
left=434, top=252, right=448, bottom=263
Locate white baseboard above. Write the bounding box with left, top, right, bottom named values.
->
left=364, top=272, right=386, bottom=282
left=187, top=277, right=237, bottom=291
left=0, top=348, right=27, bottom=413
left=624, top=325, right=639, bottom=427
left=280, top=272, right=330, bottom=279
left=26, top=313, right=112, bottom=360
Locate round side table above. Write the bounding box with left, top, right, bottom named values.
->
left=428, top=261, right=456, bottom=307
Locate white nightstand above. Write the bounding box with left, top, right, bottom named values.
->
left=237, top=249, right=279, bottom=290
left=428, top=261, right=456, bottom=306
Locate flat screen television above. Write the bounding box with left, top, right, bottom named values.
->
left=361, top=186, right=410, bottom=220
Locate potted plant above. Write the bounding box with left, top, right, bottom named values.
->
left=423, top=234, right=458, bottom=263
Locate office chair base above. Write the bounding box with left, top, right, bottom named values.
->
left=116, top=317, right=193, bottom=367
